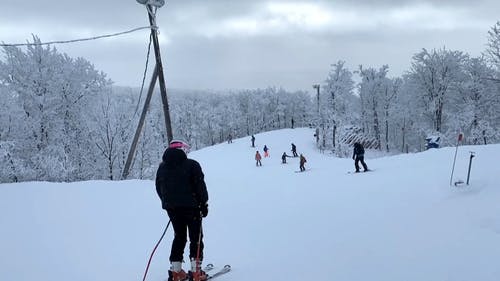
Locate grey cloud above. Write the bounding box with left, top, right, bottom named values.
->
left=1, top=1, right=145, bottom=29
left=1, top=0, right=499, bottom=91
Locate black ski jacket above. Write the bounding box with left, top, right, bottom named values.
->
left=155, top=148, right=208, bottom=210
left=353, top=143, right=365, bottom=158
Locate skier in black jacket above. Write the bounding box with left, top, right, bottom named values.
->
left=291, top=143, right=298, bottom=157
left=352, top=142, right=369, bottom=172
left=156, top=140, right=209, bottom=281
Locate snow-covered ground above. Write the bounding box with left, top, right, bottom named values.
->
left=1, top=128, right=500, bottom=281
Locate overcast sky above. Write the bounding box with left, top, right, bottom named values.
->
left=1, top=0, right=499, bottom=92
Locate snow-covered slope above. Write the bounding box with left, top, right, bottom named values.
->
left=1, top=128, right=500, bottom=281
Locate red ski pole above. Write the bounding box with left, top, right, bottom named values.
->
left=142, top=220, right=171, bottom=281
left=193, top=218, right=204, bottom=281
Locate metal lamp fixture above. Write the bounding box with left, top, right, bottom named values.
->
left=136, top=0, right=165, bottom=8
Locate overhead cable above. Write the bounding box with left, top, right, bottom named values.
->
left=0, top=26, right=157, bottom=47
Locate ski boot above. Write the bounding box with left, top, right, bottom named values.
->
left=189, top=259, right=208, bottom=281
left=188, top=270, right=207, bottom=281
left=168, top=261, right=188, bottom=281
left=168, top=270, right=188, bottom=281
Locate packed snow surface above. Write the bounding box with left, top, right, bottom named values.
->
left=2, top=128, right=500, bottom=281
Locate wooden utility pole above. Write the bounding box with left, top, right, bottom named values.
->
left=312, top=84, right=320, bottom=117
left=121, top=2, right=173, bottom=179
left=121, top=65, right=158, bottom=180
left=146, top=4, right=173, bottom=142
left=312, top=84, right=321, bottom=147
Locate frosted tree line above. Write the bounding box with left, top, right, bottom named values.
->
left=1, top=22, right=499, bottom=183
left=0, top=37, right=311, bottom=182
left=316, top=22, right=500, bottom=155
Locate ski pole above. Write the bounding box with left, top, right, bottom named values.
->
left=466, top=151, right=475, bottom=185
left=195, top=217, right=203, bottom=273
left=450, top=133, right=463, bottom=186
left=142, top=220, right=171, bottom=281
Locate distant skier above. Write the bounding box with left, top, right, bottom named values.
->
left=227, top=133, right=233, bottom=144
left=352, top=142, right=369, bottom=172
left=291, top=143, right=298, bottom=157
left=281, top=152, right=291, bottom=164
left=263, top=145, right=269, bottom=157
left=255, top=151, right=262, bottom=166
left=299, top=154, right=307, bottom=171
left=155, top=140, right=209, bottom=281
left=251, top=135, right=255, bottom=147
left=291, top=118, right=295, bottom=129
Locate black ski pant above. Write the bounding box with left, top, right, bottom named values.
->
left=355, top=156, right=368, bottom=172
left=166, top=207, right=204, bottom=262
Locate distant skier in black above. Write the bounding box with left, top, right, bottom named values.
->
left=251, top=135, right=255, bottom=147
left=352, top=142, right=369, bottom=172
left=291, top=118, right=295, bottom=129
left=281, top=152, right=291, bottom=164
left=291, top=143, right=298, bottom=157
left=227, top=133, right=232, bottom=144
left=155, top=140, right=209, bottom=281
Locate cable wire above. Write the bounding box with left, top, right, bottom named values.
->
left=134, top=33, right=153, bottom=116
left=0, top=26, right=156, bottom=47
left=142, top=220, right=171, bottom=281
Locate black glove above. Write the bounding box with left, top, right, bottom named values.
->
left=200, top=203, right=208, bottom=218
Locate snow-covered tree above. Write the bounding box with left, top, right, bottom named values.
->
left=357, top=65, right=389, bottom=149
left=485, top=21, right=500, bottom=70
left=90, top=90, right=136, bottom=180
left=407, top=48, right=467, bottom=135
left=450, top=56, right=499, bottom=144
left=388, top=75, right=424, bottom=152
left=382, top=77, right=402, bottom=152
left=0, top=36, right=110, bottom=181
left=483, top=21, right=500, bottom=137
left=319, top=61, right=355, bottom=153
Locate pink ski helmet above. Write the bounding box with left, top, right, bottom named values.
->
left=169, top=140, right=190, bottom=154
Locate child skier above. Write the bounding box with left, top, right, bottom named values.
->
left=281, top=152, right=290, bottom=164
left=299, top=154, right=307, bottom=171
left=255, top=151, right=262, bottom=166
